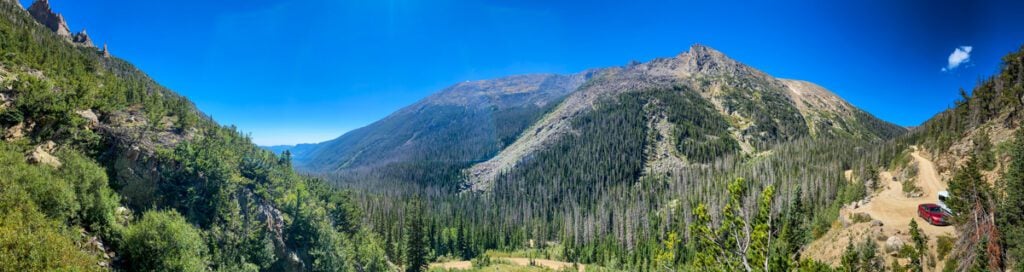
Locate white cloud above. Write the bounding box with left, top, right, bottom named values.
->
left=942, top=46, right=973, bottom=72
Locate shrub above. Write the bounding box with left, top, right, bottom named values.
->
left=936, top=235, right=954, bottom=260
left=121, top=210, right=208, bottom=272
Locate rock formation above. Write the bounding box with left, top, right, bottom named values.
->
left=28, top=0, right=71, bottom=39
left=102, top=43, right=110, bottom=58
left=26, top=141, right=61, bottom=168
left=72, top=28, right=94, bottom=47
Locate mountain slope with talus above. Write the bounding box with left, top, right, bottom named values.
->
left=465, top=44, right=906, bottom=190
left=288, top=45, right=904, bottom=192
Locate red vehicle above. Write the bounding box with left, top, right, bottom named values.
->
left=918, top=203, right=950, bottom=226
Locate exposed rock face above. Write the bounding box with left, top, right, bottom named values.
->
left=102, top=43, right=110, bottom=58
left=27, top=141, right=61, bottom=167
left=241, top=189, right=304, bottom=271
left=28, top=0, right=72, bottom=39
left=73, top=28, right=94, bottom=47
left=75, top=109, right=99, bottom=127
left=463, top=44, right=905, bottom=191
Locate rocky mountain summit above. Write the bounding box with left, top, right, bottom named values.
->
left=28, top=0, right=71, bottom=38
left=27, top=0, right=96, bottom=48
left=464, top=44, right=904, bottom=190
left=72, top=28, right=93, bottom=47
left=285, top=44, right=904, bottom=192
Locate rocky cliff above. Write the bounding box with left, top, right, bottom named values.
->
left=27, top=0, right=96, bottom=47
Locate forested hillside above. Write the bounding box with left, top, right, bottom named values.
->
left=10, top=0, right=1024, bottom=271
left=288, top=72, right=598, bottom=191
left=908, top=44, right=1024, bottom=271
left=0, top=1, right=388, bottom=271
left=333, top=44, right=913, bottom=271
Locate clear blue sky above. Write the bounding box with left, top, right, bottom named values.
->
left=27, top=0, right=1024, bottom=145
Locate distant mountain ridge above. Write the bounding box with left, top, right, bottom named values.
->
left=283, top=45, right=905, bottom=190
left=282, top=71, right=599, bottom=187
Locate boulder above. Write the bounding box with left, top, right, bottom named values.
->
left=76, top=109, right=99, bottom=126
left=27, top=143, right=61, bottom=167
left=870, top=220, right=884, bottom=227
left=885, top=236, right=905, bottom=253
left=4, top=122, right=25, bottom=140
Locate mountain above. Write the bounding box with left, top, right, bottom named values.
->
left=294, top=44, right=905, bottom=191
left=292, top=71, right=599, bottom=187
left=0, top=1, right=387, bottom=271
left=262, top=143, right=317, bottom=158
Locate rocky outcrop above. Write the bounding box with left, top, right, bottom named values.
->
left=102, top=44, right=110, bottom=58
left=27, top=1, right=97, bottom=48
left=28, top=0, right=71, bottom=39
left=75, top=109, right=99, bottom=127
left=885, top=236, right=905, bottom=253
left=73, top=28, right=94, bottom=47
left=27, top=141, right=61, bottom=167
left=241, top=189, right=303, bottom=271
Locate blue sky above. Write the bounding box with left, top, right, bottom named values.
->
left=27, top=0, right=1024, bottom=145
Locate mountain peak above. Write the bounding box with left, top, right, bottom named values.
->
left=28, top=0, right=71, bottom=39
left=665, top=43, right=764, bottom=78
left=73, top=28, right=94, bottom=47
left=684, top=43, right=726, bottom=58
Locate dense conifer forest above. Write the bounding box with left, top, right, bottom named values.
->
left=4, top=0, right=1024, bottom=271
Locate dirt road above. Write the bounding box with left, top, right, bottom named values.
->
left=805, top=147, right=955, bottom=269
left=850, top=148, right=954, bottom=237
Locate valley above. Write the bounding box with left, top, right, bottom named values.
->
left=1, top=1, right=1023, bottom=271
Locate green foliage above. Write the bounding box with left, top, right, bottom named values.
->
left=947, top=156, right=1003, bottom=270
left=122, top=210, right=208, bottom=272
left=936, top=235, right=954, bottom=260
left=850, top=213, right=873, bottom=224
left=406, top=198, right=429, bottom=272
left=0, top=1, right=392, bottom=270
left=974, top=130, right=996, bottom=171
left=0, top=143, right=102, bottom=271
left=472, top=253, right=493, bottom=268
left=687, top=178, right=778, bottom=271
left=841, top=236, right=882, bottom=272
left=0, top=205, right=101, bottom=272
left=908, top=219, right=926, bottom=272
left=997, top=128, right=1024, bottom=266
left=57, top=149, right=121, bottom=237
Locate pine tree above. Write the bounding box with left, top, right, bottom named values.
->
left=948, top=156, right=1003, bottom=271
left=974, top=129, right=996, bottom=171
left=997, top=128, right=1024, bottom=265
left=405, top=198, right=428, bottom=272
left=841, top=237, right=858, bottom=272
left=908, top=219, right=925, bottom=272
left=457, top=220, right=472, bottom=260
left=777, top=186, right=806, bottom=266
